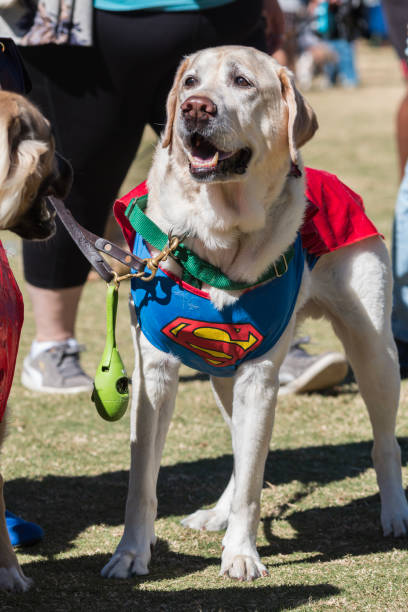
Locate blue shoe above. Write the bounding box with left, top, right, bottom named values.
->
left=6, top=510, right=44, bottom=547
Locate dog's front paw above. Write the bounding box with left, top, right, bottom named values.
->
left=181, top=508, right=228, bottom=531
left=0, top=566, right=32, bottom=592
left=381, top=495, right=408, bottom=537
left=101, top=549, right=151, bottom=579
left=220, top=548, right=268, bottom=581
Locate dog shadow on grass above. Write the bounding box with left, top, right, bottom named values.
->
left=2, top=437, right=407, bottom=610
left=5, top=437, right=408, bottom=556
left=2, top=547, right=341, bottom=611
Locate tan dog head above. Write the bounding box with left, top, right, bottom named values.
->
left=0, top=91, right=72, bottom=240
left=162, top=46, right=318, bottom=184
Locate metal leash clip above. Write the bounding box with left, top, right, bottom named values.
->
left=137, top=231, right=183, bottom=282
left=111, top=230, right=186, bottom=285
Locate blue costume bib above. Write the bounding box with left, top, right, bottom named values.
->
left=131, top=232, right=305, bottom=377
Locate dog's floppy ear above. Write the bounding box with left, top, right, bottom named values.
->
left=278, top=67, right=318, bottom=164
left=162, top=57, right=190, bottom=148
left=0, top=107, right=48, bottom=227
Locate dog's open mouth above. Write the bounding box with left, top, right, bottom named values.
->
left=187, top=133, right=251, bottom=180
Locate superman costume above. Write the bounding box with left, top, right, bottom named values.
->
left=114, top=167, right=381, bottom=377
left=0, top=240, right=24, bottom=422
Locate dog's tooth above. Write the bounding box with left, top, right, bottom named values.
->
left=188, top=151, right=219, bottom=170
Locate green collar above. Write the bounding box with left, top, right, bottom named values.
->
left=125, top=194, right=294, bottom=290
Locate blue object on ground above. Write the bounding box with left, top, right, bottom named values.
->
left=5, top=510, right=44, bottom=547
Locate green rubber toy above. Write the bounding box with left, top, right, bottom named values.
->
left=92, top=284, right=129, bottom=421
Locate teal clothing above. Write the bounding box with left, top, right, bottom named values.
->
left=94, top=0, right=235, bottom=11
left=94, top=0, right=234, bottom=10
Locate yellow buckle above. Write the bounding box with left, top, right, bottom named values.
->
left=273, top=254, right=288, bottom=278
left=138, top=233, right=181, bottom=282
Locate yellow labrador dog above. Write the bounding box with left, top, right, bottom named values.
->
left=0, top=90, right=70, bottom=591
left=103, top=46, right=408, bottom=581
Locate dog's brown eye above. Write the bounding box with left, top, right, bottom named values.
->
left=184, top=76, right=198, bottom=88
left=234, top=75, right=252, bottom=88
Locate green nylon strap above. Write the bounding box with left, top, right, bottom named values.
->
left=125, top=195, right=295, bottom=290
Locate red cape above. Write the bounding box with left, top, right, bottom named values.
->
left=114, top=167, right=381, bottom=258
left=0, top=240, right=24, bottom=421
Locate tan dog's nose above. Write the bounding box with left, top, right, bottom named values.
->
left=181, top=96, right=217, bottom=129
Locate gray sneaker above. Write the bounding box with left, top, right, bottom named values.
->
left=21, top=342, right=93, bottom=394
left=278, top=337, right=348, bottom=396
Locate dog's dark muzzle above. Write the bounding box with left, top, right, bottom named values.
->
left=10, top=151, right=73, bottom=241
left=10, top=199, right=56, bottom=240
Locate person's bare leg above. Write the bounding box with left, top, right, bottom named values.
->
left=397, top=91, right=408, bottom=179
left=25, top=283, right=83, bottom=342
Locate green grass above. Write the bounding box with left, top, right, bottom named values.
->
left=1, top=42, right=408, bottom=611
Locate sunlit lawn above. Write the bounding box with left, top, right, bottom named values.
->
left=1, top=41, right=408, bottom=611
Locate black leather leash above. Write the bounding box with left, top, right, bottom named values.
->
left=47, top=196, right=145, bottom=283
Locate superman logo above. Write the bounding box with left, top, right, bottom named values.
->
left=161, top=317, right=264, bottom=367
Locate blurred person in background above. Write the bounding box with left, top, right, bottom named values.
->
left=310, top=0, right=368, bottom=88
left=364, top=0, right=388, bottom=45
left=274, top=0, right=305, bottom=70
left=381, top=0, right=408, bottom=377
left=275, top=0, right=338, bottom=90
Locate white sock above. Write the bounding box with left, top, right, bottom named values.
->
left=30, top=337, right=78, bottom=360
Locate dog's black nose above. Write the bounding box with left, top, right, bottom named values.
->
left=181, top=96, right=217, bottom=130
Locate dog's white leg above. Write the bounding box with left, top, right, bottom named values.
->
left=315, top=238, right=408, bottom=536
left=0, top=473, right=32, bottom=592
left=102, top=321, right=180, bottom=579
left=0, top=418, right=32, bottom=592
left=181, top=377, right=234, bottom=531
left=219, top=354, right=284, bottom=581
